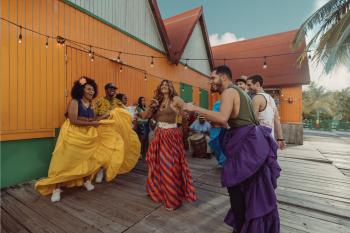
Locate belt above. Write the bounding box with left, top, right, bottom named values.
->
left=157, top=122, right=177, bottom=129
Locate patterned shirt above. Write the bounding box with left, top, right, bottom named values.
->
left=94, top=96, right=122, bottom=116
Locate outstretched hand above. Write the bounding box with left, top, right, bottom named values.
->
left=183, top=102, right=196, bottom=112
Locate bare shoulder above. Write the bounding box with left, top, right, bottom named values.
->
left=172, top=96, right=185, bottom=107
left=173, top=96, right=183, bottom=102
left=222, top=87, right=238, bottom=99
left=252, top=94, right=265, bottom=103
left=68, top=99, right=78, bottom=108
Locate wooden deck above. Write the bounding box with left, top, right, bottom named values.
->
left=2, top=135, right=350, bottom=233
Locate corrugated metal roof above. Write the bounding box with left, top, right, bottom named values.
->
left=212, top=30, right=311, bottom=87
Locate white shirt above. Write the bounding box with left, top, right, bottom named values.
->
left=257, top=93, right=277, bottom=137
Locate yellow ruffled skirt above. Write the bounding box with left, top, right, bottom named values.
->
left=35, top=108, right=140, bottom=196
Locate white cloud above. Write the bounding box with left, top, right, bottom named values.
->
left=308, top=61, right=350, bottom=91
left=314, top=0, right=329, bottom=11
left=209, top=32, right=244, bottom=46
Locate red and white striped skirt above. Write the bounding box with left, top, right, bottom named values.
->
left=146, top=126, right=196, bottom=209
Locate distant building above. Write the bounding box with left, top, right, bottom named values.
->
left=212, top=30, right=310, bottom=145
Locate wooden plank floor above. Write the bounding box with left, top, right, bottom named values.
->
left=2, top=135, right=350, bottom=233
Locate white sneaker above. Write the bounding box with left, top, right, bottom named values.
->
left=84, top=180, right=95, bottom=191
left=95, top=169, right=104, bottom=183
left=51, top=189, right=62, bottom=202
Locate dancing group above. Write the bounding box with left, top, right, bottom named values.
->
left=36, top=65, right=284, bottom=233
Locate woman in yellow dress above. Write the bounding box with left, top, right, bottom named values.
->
left=35, top=77, right=140, bottom=202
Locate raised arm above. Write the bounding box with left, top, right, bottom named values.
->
left=138, top=99, right=158, bottom=119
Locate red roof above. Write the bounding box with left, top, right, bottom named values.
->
left=163, top=7, right=203, bottom=62
left=151, top=3, right=213, bottom=68
left=212, top=30, right=310, bottom=87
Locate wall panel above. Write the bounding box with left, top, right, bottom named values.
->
left=0, top=0, right=209, bottom=141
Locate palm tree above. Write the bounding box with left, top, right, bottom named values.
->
left=303, top=82, right=334, bottom=119
left=293, top=0, right=350, bottom=73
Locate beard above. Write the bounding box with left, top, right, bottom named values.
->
left=210, top=79, right=223, bottom=93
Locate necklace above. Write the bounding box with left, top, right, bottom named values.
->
left=160, top=99, right=169, bottom=110
left=81, top=99, right=90, bottom=109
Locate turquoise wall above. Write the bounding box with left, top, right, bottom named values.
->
left=180, top=83, right=193, bottom=103
left=200, top=89, right=209, bottom=109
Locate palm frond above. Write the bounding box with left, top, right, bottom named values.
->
left=294, top=0, right=350, bottom=73
left=314, top=10, right=350, bottom=72
left=293, top=0, right=344, bottom=48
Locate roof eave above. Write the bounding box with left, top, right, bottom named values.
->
left=172, top=7, right=204, bottom=64
left=148, top=0, right=175, bottom=62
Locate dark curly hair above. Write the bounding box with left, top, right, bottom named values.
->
left=71, top=76, right=98, bottom=100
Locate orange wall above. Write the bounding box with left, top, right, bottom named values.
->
left=0, top=0, right=209, bottom=141
left=279, top=86, right=302, bottom=124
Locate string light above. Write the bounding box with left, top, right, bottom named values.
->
left=90, top=53, right=94, bottom=62
left=150, top=56, right=154, bottom=68
left=117, top=52, right=121, bottom=62
left=88, top=46, right=92, bottom=57
left=18, top=26, right=22, bottom=44
left=263, top=56, right=267, bottom=69
left=3, top=17, right=349, bottom=65
left=184, top=59, right=188, bottom=69
left=56, top=36, right=65, bottom=46
left=45, top=36, right=49, bottom=48
left=119, top=65, right=123, bottom=72
left=308, top=53, right=312, bottom=59
left=1, top=18, right=212, bottom=92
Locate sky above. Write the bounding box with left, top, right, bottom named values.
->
left=158, top=0, right=350, bottom=91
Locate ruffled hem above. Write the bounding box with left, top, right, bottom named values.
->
left=225, top=208, right=280, bottom=233
left=220, top=125, right=280, bottom=232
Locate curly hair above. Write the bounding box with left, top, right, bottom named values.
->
left=71, top=76, right=98, bottom=100
left=153, top=80, right=178, bottom=109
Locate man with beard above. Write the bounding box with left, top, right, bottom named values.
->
left=95, top=83, right=119, bottom=117
left=183, top=65, right=280, bottom=233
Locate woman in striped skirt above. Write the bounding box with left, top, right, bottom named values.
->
left=138, top=80, right=196, bottom=210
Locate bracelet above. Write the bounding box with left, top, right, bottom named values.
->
left=277, top=139, right=285, bottom=141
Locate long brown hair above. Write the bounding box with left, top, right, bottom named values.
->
left=153, top=80, right=178, bottom=110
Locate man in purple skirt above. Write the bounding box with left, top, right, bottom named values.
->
left=183, top=65, right=281, bottom=233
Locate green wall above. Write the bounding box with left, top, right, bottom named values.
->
left=200, top=89, right=209, bottom=109
left=0, top=131, right=58, bottom=188
left=180, top=83, right=193, bottom=103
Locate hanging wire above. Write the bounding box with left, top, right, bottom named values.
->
left=2, top=17, right=335, bottom=63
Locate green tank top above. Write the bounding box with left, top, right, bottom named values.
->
left=227, top=85, right=259, bottom=128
